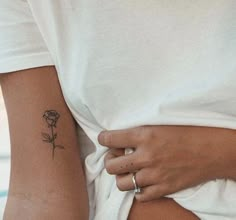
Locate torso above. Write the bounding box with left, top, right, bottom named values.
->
left=28, top=1, right=236, bottom=219
left=128, top=198, right=199, bottom=220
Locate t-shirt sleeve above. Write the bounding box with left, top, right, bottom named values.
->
left=0, top=0, right=54, bottom=73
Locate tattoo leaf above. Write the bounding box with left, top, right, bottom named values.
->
left=42, top=132, right=50, bottom=140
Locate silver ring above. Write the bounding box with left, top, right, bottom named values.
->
left=132, top=172, right=141, bottom=193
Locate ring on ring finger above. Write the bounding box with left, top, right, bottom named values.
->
left=132, top=172, right=142, bottom=194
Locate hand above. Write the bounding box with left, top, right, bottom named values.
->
left=98, top=125, right=226, bottom=202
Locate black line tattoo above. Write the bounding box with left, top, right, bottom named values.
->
left=42, top=110, right=64, bottom=159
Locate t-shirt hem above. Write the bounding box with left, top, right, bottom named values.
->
left=0, top=53, right=54, bottom=74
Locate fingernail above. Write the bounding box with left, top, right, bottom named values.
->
left=98, top=130, right=106, bottom=144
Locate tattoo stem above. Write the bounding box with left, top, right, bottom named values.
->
left=51, top=125, right=55, bottom=159
left=42, top=110, right=64, bottom=160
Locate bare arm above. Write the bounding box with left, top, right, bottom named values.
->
left=0, top=66, right=89, bottom=220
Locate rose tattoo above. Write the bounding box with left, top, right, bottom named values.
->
left=42, top=110, right=64, bottom=159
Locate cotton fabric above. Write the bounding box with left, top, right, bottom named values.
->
left=1, top=1, right=236, bottom=219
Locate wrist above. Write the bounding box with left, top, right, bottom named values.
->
left=200, top=127, right=236, bottom=180
left=216, top=144, right=236, bottom=180
left=185, top=126, right=236, bottom=181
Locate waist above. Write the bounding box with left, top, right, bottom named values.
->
left=128, top=197, right=199, bottom=220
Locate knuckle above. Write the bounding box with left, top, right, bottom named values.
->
left=136, top=126, right=155, bottom=143
left=144, top=127, right=153, bottom=139
left=153, top=170, right=162, bottom=181
left=134, top=126, right=148, bottom=142
left=138, top=152, right=152, bottom=167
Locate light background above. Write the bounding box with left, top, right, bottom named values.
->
left=0, top=87, right=10, bottom=219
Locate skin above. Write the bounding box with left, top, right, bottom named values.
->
left=2, top=67, right=235, bottom=219
left=0, top=66, right=89, bottom=220
left=0, top=66, right=200, bottom=219
left=98, top=125, right=236, bottom=218
left=128, top=198, right=199, bottom=220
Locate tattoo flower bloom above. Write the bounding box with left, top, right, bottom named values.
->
left=42, top=110, right=64, bottom=159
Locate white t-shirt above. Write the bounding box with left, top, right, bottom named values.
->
left=1, top=0, right=236, bottom=219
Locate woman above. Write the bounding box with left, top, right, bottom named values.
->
left=0, top=1, right=236, bottom=219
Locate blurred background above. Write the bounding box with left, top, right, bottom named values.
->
left=0, top=87, right=10, bottom=219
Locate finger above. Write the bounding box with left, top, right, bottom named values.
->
left=115, top=169, right=155, bottom=191
left=104, top=149, right=125, bottom=166
left=105, top=151, right=141, bottom=175
left=135, top=184, right=170, bottom=202
left=109, top=148, right=125, bottom=157
left=104, top=149, right=125, bottom=163
left=97, top=127, right=143, bottom=148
